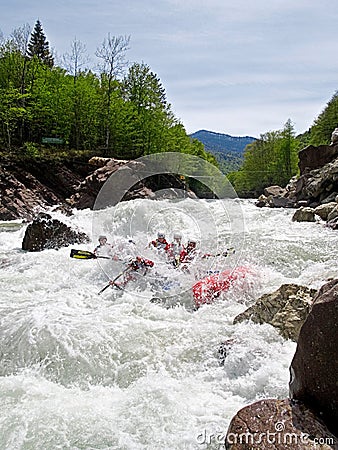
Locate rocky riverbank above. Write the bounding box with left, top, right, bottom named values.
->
left=225, top=279, right=338, bottom=449
left=255, top=139, right=338, bottom=229
left=0, top=156, right=194, bottom=222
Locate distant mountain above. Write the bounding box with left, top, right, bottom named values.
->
left=190, top=129, right=256, bottom=172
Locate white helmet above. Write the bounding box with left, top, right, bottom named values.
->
left=173, top=232, right=182, bottom=240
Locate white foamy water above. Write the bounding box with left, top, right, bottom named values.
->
left=0, top=199, right=336, bottom=450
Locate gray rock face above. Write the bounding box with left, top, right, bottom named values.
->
left=289, top=279, right=338, bottom=437
left=292, top=207, right=316, bottom=222
left=233, top=284, right=316, bottom=341
left=0, top=161, right=86, bottom=221
left=298, top=143, right=338, bottom=174
left=314, top=202, right=338, bottom=221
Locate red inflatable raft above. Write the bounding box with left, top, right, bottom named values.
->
left=192, top=266, right=250, bottom=308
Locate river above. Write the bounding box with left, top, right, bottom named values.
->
left=0, top=198, right=337, bottom=449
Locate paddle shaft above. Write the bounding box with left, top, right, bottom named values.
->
left=98, top=267, right=131, bottom=295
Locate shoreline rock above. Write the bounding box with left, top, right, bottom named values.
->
left=226, top=279, right=338, bottom=447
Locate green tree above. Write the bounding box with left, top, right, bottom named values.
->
left=27, top=20, right=54, bottom=67
left=95, top=34, right=130, bottom=152
left=310, top=91, right=338, bottom=145
left=122, top=62, right=176, bottom=156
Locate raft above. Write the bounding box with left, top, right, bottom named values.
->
left=192, top=266, right=250, bottom=308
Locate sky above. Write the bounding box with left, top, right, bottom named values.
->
left=1, top=0, right=338, bottom=138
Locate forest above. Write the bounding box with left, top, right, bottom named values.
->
left=1, top=20, right=338, bottom=197
left=0, top=20, right=216, bottom=166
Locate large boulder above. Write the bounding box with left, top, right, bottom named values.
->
left=289, top=279, right=338, bottom=437
left=314, top=202, right=338, bottom=221
left=225, top=398, right=337, bottom=449
left=22, top=213, right=89, bottom=251
left=233, top=284, right=317, bottom=341
left=68, top=157, right=194, bottom=209
left=292, top=207, right=316, bottom=222
left=298, top=143, right=338, bottom=175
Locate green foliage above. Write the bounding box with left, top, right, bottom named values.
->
left=23, top=141, right=39, bottom=157
left=231, top=120, right=300, bottom=196
left=27, top=20, right=54, bottom=67
left=309, top=91, right=338, bottom=145
left=0, top=26, right=218, bottom=169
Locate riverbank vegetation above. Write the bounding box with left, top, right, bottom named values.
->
left=0, top=20, right=216, bottom=167
left=1, top=20, right=338, bottom=197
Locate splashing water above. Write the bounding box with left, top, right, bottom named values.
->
left=0, top=199, right=336, bottom=449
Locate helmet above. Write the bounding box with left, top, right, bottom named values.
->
left=187, top=239, right=197, bottom=247
left=173, top=232, right=182, bottom=240
left=99, top=235, right=107, bottom=241
left=157, top=232, right=165, bottom=239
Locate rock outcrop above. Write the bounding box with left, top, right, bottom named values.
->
left=255, top=140, right=338, bottom=228
left=22, top=213, right=89, bottom=251
left=0, top=159, right=91, bottom=221
left=289, top=279, right=338, bottom=437
left=226, top=279, right=338, bottom=448
left=233, top=284, right=317, bottom=341
left=68, top=158, right=194, bottom=210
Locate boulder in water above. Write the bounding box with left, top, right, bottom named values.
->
left=22, top=213, right=89, bottom=251
left=233, top=284, right=317, bottom=341
left=225, top=398, right=337, bottom=449
left=292, top=207, right=316, bottom=222
left=289, top=279, right=338, bottom=437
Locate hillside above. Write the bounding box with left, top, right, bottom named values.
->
left=190, top=129, right=256, bottom=172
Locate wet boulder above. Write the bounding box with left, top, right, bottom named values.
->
left=22, top=213, right=89, bottom=251
left=292, top=206, right=316, bottom=222
left=314, top=202, right=338, bottom=221
left=225, top=398, right=337, bottom=449
left=233, top=284, right=317, bottom=341
left=289, top=279, right=338, bottom=437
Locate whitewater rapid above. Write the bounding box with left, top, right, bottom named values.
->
left=0, top=199, right=337, bottom=450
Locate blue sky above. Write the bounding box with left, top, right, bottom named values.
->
left=1, top=0, right=338, bottom=138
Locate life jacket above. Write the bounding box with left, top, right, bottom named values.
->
left=180, top=247, right=198, bottom=263
left=151, top=239, right=169, bottom=251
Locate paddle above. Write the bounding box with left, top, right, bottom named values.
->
left=70, top=249, right=111, bottom=260
left=97, top=267, right=131, bottom=295
left=202, top=247, right=235, bottom=258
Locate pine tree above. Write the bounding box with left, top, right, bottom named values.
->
left=27, top=19, right=54, bottom=67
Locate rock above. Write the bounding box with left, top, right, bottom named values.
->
left=69, top=157, right=194, bottom=209
left=295, top=158, right=338, bottom=204
left=320, top=191, right=338, bottom=204
left=263, top=185, right=287, bottom=197
left=327, top=204, right=338, bottom=222
left=270, top=196, right=294, bottom=208
left=225, top=398, right=338, bottom=449
left=289, top=279, right=338, bottom=437
left=314, top=202, right=338, bottom=221
left=88, top=156, right=119, bottom=167
left=233, top=284, right=317, bottom=341
left=331, top=127, right=338, bottom=144
left=292, top=207, right=316, bottom=222
left=298, top=144, right=338, bottom=174
left=255, top=194, right=268, bottom=207
left=0, top=161, right=85, bottom=221
left=22, top=213, right=89, bottom=251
